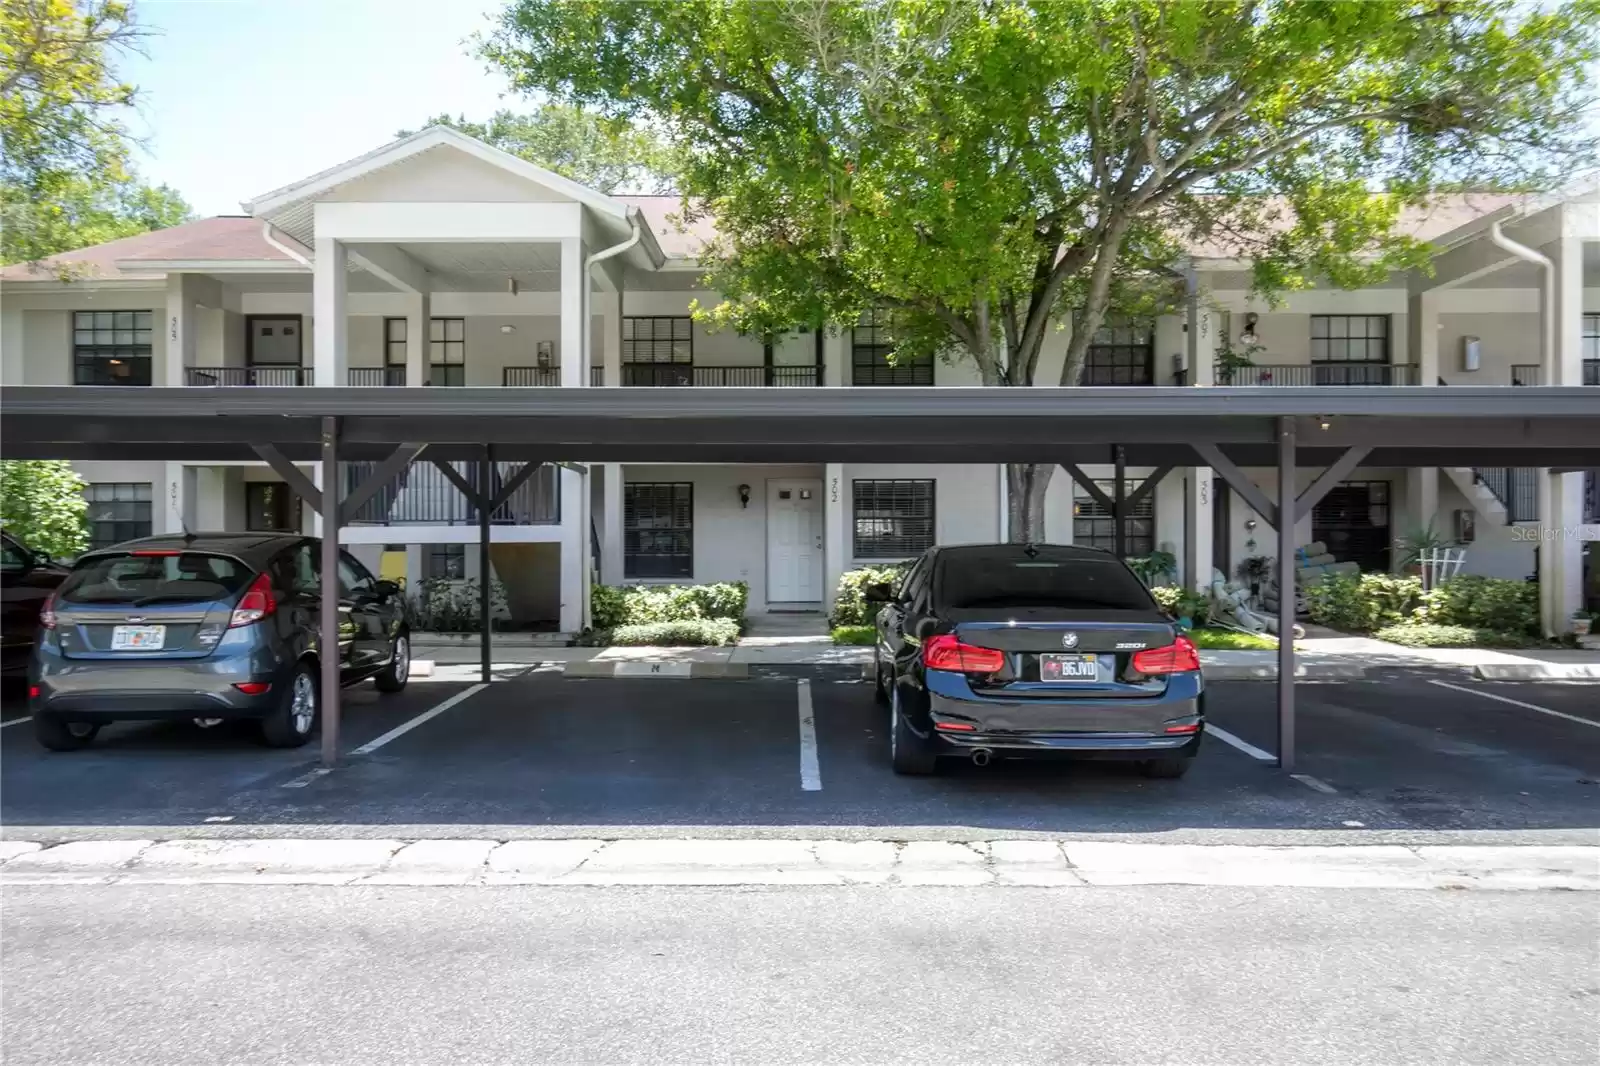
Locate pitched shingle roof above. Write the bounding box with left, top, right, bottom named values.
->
left=0, top=216, right=295, bottom=281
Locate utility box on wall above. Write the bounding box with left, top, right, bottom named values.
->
left=1461, top=336, right=1481, bottom=373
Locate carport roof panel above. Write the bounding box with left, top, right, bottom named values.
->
left=3, top=385, right=1597, bottom=465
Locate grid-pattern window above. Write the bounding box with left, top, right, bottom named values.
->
left=429, top=318, right=466, bottom=386
left=853, top=480, right=935, bottom=558
left=623, top=317, right=693, bottom=364
left=84, top=483, right=153, bottom=550
left=624, top=482, right=693, bottom=578
left=1310, top=315, right=1389, bottom=363
left=426, top=544, right=466, bottom=580
left=852, top=309, right=933, bottom=386
left=73, top=310, right=153, bottom=386
left=1083, top=318, right=1154, bottom=385
left=384, top=317, right=407, bottom=367
left=1072, top=480, right=1155, bottom=556
left=1583, top=314, right=1599, bottom=385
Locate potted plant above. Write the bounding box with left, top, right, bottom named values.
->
left=1214, top=340, right=1263, bottom=386
left=1572, top=610, right=1593, bottom=637
left=1236, top=555, right=1274, bottom=604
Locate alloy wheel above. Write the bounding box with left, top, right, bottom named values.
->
left=290, top=672, right=316, bottom=734
left=889, top=686, right=899, bottom=759
left=393, top=635, right=410, bottom=681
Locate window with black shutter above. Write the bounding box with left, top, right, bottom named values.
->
left=624, top=482, right=693, bottom=578
left=852, top=480, right=935, bottom=558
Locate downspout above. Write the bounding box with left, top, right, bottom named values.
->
left=261, top=221, right=314, bottom=268
left=1488, top=219, right=1557, bottom=636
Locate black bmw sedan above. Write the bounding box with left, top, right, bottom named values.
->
left=867, top=543, right=1204, bottom=777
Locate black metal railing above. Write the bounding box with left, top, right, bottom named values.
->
left=501, top=366, right=609, bottom=386
left=1513, top=362, right=1600, bottom=386
left=621, top=363, right=820, bottom=387
left=1214, top=363, right=1420, bottom=387
left=342, top=461, right=559, bottom=526
left=1475, top=467, right=1539, bottom=524
left=348, top=367, right=405, bottom=386
left=185, top=366, right=314, bottom=386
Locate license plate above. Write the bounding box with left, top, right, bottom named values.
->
left=111, top=625, right=166, bottom=650
left=1039, top=653, right=1098, bottom=682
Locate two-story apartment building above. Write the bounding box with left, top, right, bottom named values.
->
left=3, top=126, right=1596, bottom=633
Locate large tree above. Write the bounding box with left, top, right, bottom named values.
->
left=484, top=0, right=1598, bottom=539
left=1, top=0, right=192, bottom=267
left=0, top=460, right=87, bottom=559
left=398, top=104, right=679, bottom=193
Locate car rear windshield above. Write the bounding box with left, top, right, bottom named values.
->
left=58, top=552, right=253, bottom=606
left=934, top=549, right=1156, bottom=611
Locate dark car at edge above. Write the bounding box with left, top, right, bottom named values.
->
left=28, top=533, right=411, bottom=751
left=868, top=543, right=1204, bottom=777
left=3, top=530, right=70, bottom=680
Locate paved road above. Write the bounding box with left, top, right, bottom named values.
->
left=4, top=884, right=1595, bottom=1065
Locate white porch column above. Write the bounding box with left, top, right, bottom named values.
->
left=600, top=289, right=623, bottom=387
left=824, top=329, right=848, bottom=387
left=404, top=291, right=429, bottom=387
left=160, top=463, right=186, bottom=534
left=559, top=467, right=587, bottom=633
left=1407, top=290, right=1439, bottom=385
left=601, top=463, right=624, bottom=585
left=824, top=463, right=847, bottom=607
left=164, top=273, right=219, bottom=386
left=1405, top=466, right=1438, bottom=544
left=1183, top=470, right=1214, bottom=591
left=313, top=238, right=348, bottom=386
left=1535, top=235, right=1586, bottom=633
left=559, top=238, right=586, bottom=385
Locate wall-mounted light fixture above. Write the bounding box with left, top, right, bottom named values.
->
left=738, top=484, right=752, bottom=509
left=500, top=324, right=516, bottom=335
left=1239, top=312, right=1260, bottom=346
left=536, top=340, right=553, bottom=368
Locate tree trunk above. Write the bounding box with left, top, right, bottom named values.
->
left=1005, top=461, right=1054, bottom=543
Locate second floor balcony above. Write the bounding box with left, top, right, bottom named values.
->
left=1214, top=362, right=1421, bottom=387
left=1512, top=362, right=1600, bottom=386
left=343, top=461, right=559, bottom=526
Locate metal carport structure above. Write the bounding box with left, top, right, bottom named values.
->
left=5, top=384, right=1597, bottom=771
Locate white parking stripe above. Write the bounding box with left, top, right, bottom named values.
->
left=1290, top=773, right=1338, bottom=794
left=1205, top=724, right=1275, bottom=762
left=1427, top=679, right=1600, bottom=730
left=797, top=679, right=822, bottom=791
left=347, top=683, right=489, bottom=756
left=0, top=717, right=30, bottom=730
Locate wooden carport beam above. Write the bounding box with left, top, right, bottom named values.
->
left=1192, top=443, right=1371, bottom=532
left=338, top=443, right=428, bottom=524
left=252, top=443, right=323, bottom=514
left=1056, top=460, right=1175, bottom=556
left=429, top=457, right=549, bottom=511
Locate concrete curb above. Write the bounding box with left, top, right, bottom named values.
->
left=1, top=838, right=1592, bottom=890
left=563, top=660, right=749, bottom=680
left=1473, top=662, right=1600, bottom=681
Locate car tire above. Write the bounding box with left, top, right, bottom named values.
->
left=373, top=631, right=410, bottom=694
left=258, top=662, right=318, bottom=748
left=889, top=686, right=937, bottom=775
left=1141, top=755, right=1193, bottom=779
left=33, top=716, right=99, bottom=752
left=872, top=653, right=889, bottom=706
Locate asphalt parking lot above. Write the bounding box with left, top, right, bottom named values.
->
left=3, top=671, right=1596, bottom=839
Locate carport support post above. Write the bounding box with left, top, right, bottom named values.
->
left=320, top=417, right=342, bottom=767
left=1112, top=446, right=1128, bottom=559
left=1276, top=417, right=1296, bottom=771
left=479, top=445, right=493, bottom=684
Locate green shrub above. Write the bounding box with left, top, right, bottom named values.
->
left=830, top=563, right=911, bottom=627
left=1149, top=584, right=1211, bottom=627
left=830, top=624, right=876, bottom=646
left=408, top=577, right=509, bottom=632
left=1373, top=623, right=1536, bottom=649
left=1420, top=575, right=1539, bottom=636
left=1304, top=573, right=1422, bottom=633
left=609, top=618, right=741, bottom=646
left=588, top=582, right=749, bottom=629
left=1125, top=551, right=1177, bottom=587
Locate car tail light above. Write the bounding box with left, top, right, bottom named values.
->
left=1165, top=723, right=1200, bottom=734
left=922, top=634, right=1006, bottom=673
left=28, top=685, right=40, bottom=699
left=1132, top=635, right=1201, bottom=675
left=233, top=681, right=271, bottom=695
left=229, top=573, right=276, bottom=628
left=39, top=591, right=57, bottom=630
left=933, top=720, right=976, bottom=732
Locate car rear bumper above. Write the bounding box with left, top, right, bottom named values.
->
left=30, top=642, right=286, bottom=721
left=930, top=727, right=1202, bottom=759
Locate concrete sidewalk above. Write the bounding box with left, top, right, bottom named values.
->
left=2, top=838, right=1593, bottom=890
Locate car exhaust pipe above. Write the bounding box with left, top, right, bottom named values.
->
left=971, top=748, right=993, bottom=767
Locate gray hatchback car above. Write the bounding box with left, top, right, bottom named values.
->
left=30, top=533, right=411, bottom=751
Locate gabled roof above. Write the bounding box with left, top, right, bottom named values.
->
left=243, top=125, right=666, bottom=268
left=0, top=217, right=294, bottom=282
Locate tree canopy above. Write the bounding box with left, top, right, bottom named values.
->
left=0, top=460, right=87, bottom=559
left=484, top=0, right=1598, bottom=539
left=398, top=104, right=679, bottom=193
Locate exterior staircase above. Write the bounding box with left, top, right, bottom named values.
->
left=1443, top=466, right=1537, bottom=526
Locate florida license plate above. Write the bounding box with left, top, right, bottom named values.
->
left=1039, top=653, right=1098, bottom=682
left=111, top=625, right=166, bottom=650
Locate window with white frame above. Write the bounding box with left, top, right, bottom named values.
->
left=84, top=483, right=153, bottom=549
left=73, top=310, right=153, bottom=386
left=426, top=544, right=466, bottom=580
left=1310, top=315, right=1389, bottom=364
left=853, top=479, right=935, bottom=558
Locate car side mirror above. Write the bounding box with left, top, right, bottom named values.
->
left=910, top=616, right=941, bottom=642
left=372, top=579, right=402, bottom=599
left=862, top=582, right=895, bottom=603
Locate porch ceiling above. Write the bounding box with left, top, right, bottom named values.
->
left=4, top=386, right=1596, bottom=469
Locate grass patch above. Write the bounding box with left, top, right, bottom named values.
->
left=1186, top=627, right=1277, bottom=650
left=830, top=624, right=877, bottom=646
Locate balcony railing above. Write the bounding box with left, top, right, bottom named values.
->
left=348, top=367, right=406, bottom=386
left=186, top=366, right=314, bottom=386
left=1476, top=467, right=1538, bottom=524
left=502, top=366, right=607, bottom=386
left=343, top=461, right=559, bottom=526
left=1215, top=363, right=1420, bottom=387
left=621, top=364, right=820, bottom=387
left=1512, top=362, right=1600, bottom=386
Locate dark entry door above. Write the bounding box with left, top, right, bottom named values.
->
left=1313, top=481, right=1391, bottom=573
left=1212, top=480, right=1231, bottom=580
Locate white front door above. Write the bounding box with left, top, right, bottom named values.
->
left=767, top=478, right=824, bottom=604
